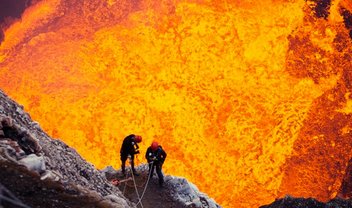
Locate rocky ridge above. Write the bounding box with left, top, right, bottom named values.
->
left=0, top=89, right=131, bottom=207
left=102, top=165, right=220, bottom=208
left=0, top=89, right=221, bottom=208
left=260, top=195, right=352, bottom=208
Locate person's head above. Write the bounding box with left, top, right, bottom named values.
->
left=151, top=141, right=159, bottom=151
left=134, top=135, right=142, bottom=143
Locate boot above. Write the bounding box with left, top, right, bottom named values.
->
left=131, top=161, right=139, bottom=176
left=132, top=170, right=139, bottom=176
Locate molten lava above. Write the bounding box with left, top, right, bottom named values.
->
left=1, top=0, right=352, bottom=207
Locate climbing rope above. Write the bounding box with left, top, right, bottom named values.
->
left=125, top=172, right=148, bottom=188
left=135, top=161, right=154, bottom=208
left=0, top=184, right=31, bottom=208
left=130, top=159, right=143, bottom=208
left=0, top=195, right=31, bottom=208
left=123, top=157, right=156, bottom=208
left=122, top=169, right=129, bottom=195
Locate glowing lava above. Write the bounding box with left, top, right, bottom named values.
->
left=1, top=0, right=352, bottom=207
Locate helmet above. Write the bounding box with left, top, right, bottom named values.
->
left=151, top=141, right=159, bottom=151
left=134, top=135, right=142, bottom=143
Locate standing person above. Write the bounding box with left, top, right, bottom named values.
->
left=120, top=134, right=142, bottom=176
left=145, top=141, right=167, bottom=187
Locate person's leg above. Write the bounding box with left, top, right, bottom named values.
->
left=120, top=154, right=127, bottom=175
left=156, top=163, right=164, bottom=187
left=148, top=162, right=155, bottom=179
left=130, top=154, right=139, bottom=176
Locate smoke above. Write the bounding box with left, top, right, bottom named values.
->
left=0, top=0, right=37, bottom=43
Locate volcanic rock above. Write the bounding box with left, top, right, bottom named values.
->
left=260, top=195, right=352, bottom=208
left=338, top=158, right=352, bottom=199
left=0, top=89, right=132, bottom=208
left=0, top=88, right=222, bottom=208
left=102, top=164, right=221, bottom=208
left=261, top=156, right=352, bottom=208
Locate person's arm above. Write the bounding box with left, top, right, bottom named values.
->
left=134, top=142, right=140, bottom=154
left=160, top=149, right=167, bottom=163
left=146, top=148, right=154, bottom=162
left=145, top=148, right=149, bottom=160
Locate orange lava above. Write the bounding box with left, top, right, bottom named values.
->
left=1, top=0, right=352, bottom=207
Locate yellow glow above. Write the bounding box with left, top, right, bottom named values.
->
left=0, top=0, right=351, bottom=207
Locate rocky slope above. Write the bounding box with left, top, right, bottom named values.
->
left=261, top=157, right=352, bottom=208
left=0, top=89, right=220, bottom=208
left=260, top=196, right=352, bottom=208
left=0, top=90, right=131, bottom=207
left=102, top=165, right=220, bottom=208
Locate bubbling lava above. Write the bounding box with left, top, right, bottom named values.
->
left=1, top=0, right=352, bottom=207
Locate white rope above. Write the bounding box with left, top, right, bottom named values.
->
left=0, top=195, right=31, bottom=208
left=130, top=159, right=143, bottom=208
left=0, top=184, right=31, bottom=208
left=135, top=161, right=154, bottom=207
left=122, top=171, right=129, bottom=194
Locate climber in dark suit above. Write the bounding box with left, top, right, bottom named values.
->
left=145, top=141, right=167, bottom=187
left=120, top=134, right=142, bottom=176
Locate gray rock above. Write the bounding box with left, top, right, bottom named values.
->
left=104, top=194, right=131, bottom=207
left=166, top=175, right=221, bottom=208
left=31, top=121, right=41, bottom=129
left=18, top=154, right=46, bottom=174
left=118, top=164, right=222, bottom=208
left=40, top=170, right=61, bottom=181
left=101, top=165, right=119, bottom=179
left=0, top=89, right=221, bottom=208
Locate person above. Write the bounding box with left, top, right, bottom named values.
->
left=120, top=134, right=142, bottom=176
left=145, top=141, right=167, bottom=187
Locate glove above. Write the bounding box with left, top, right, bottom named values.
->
left=111, top=179, right=120, bottom=186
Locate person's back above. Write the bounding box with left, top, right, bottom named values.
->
left=120, top=134, right=136, bottom=155
left=120, top=134, right=142, bottom=176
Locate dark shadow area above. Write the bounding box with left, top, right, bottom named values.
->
left=0, top=0, right=36, bottom=43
